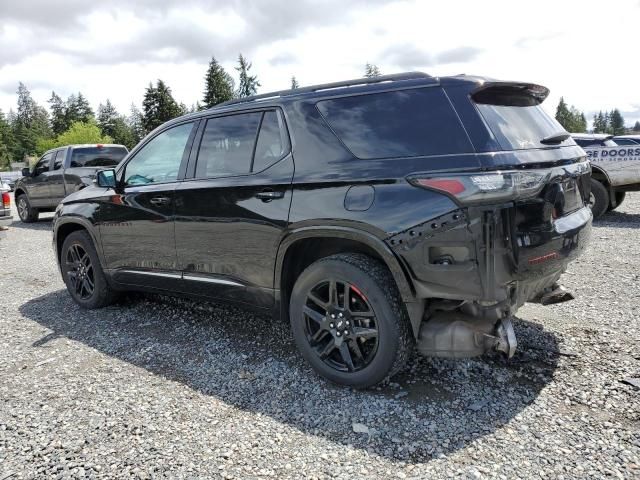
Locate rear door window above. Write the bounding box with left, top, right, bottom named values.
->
left=195, top=112, right=262, bottom=178
left=316, top=88, right=473, bottom=159
left=69, top=146, right=128, bottom=167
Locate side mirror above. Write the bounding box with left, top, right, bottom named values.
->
left=21, top=167, right=31, bottom=177
left=96, top=169, right=117, bottom=189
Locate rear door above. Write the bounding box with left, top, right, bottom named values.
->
left=98, top=122, right=197, bottom=289
left=27, top=152, right=54, bottom=207
left=174, top=109, right=294, bottom=308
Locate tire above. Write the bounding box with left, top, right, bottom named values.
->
left=60, top=230, right=118, bottom=309
left=289, top=253, right=413, bottom=388
left=608, top=191, right=626, bottom=211
left=588, top=179, right=609, bottom=219
left=16, top=194, right=39, bottom=223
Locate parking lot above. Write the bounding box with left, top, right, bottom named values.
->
left=0, top=193, right=638, bottom=479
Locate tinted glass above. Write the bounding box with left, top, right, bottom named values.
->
left=316, top=88, right=472, bottom=159
left=476, top=103, right=576, bottom=150
left=196, top=113, right=261, bottom=178
left=124, top=123, right=193, bottom=186
left=253, top=111, right=285, bottom=172
left=34, top=153, right=52, bottom=175
left=70, top=146, right=128, bottom=167
left=53, top=149, right=66, bottom=170
left=613, top=138, right=639, bottom=145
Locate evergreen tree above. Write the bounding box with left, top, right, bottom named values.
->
left=633, top=121, right=640, bottom=132
left=48, top=91, right=68, bottom=135
left=593, top=111, right=606, bottom=133
left=97, top=100, right=119, bottom=138
left=203, top=56, right=234, bottom=108
left=609, top=109, right=625, bottom=135
left=128, top=104, right=146, bottom=145
left=75, top=93, right=94, bottom=122
left=291, top=76, right=300, bottom=89
left=142, top=80, right=182, bottom=133
left=12, top=83, right=52, bottom=160
left=365, top=63, right=381, bottom=77
left=555, top=97, right=571, bottom=130
left=0, top=109, right=16, bottom=169
left=235, top=54, right=260, bottom=98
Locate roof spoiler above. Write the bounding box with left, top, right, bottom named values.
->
left=471, top=82, right=549, bottom=106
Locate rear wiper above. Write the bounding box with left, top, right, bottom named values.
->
left=541, top=131, right=571, bottom=145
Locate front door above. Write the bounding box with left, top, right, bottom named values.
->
left=27, top=152, right=54, bottom=207
left=174, top=109, right=294, bottom=308
left=48, top=148, right=68, bottom=205
left=98, top=121, right=197, bottom=289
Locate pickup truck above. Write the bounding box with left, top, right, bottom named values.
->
left=0, top=184, right=12, bottom=238
left=572, top=133, right=640, bottom=218
left=14, top=144, right=128, bottom=223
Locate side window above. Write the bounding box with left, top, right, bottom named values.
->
left=33, top=153, right=52, bottom=176
left=252, top=110, right=287, bottom=172
left=195, top=112, right=262, bottom=178
left=123, top=122, right=194, bottom=186
left=317, top=88, right=473, bottom=159
left=53, top=149, right=66, bottom=170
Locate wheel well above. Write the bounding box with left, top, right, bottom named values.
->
left=279, top=237, right=389, bottom=321
left=14, top=189, right=25, bottom=199
left=56, top=223, right=88, bottom=263
left=590, top=167, right=610, bottom=188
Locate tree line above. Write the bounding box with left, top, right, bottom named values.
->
left=554, top=97, right=638, bottom=135
left=4, top=59, right=637, bottom=169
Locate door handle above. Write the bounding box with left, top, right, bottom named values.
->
left=255, top=190, right=285, bottom=201
left=149, top=196, right=171, bottom=206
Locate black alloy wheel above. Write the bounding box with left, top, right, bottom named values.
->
left=303, top=279, right=379, bottom=372
left=65, top=243, right=95, bottom=300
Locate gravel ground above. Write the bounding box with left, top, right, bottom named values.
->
left=0, top=193, right=638, bottom=479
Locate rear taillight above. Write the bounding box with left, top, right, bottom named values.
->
left=1, top=192, right=9, bottom=208
left=409, top=171, right=548, bottom=204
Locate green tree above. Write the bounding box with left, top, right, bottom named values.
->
left=128, top=104, right=146, bottom=145
left=48, top=91, right=68, bottom=135
left=12, top=83, right=52, bottom=160
left=291, top=76, right=300, bottom=89
left=235, top=54, right=260, bottom=98
left=633, top=121, right=640, bottom=132
left=37, top=121, right=112, bottom=154
left=555, top=97, right=587, bottom=132
left=609, top=109, right=625, bottom=135
left=593, top=111, right=607, bottom=133
left=365, top=63, right=381, bottom=77
left=142, top=80, right=182, bottom=133
left=0, top=109, right=16, bottom=169
left=203, top=56, right=234, bottom=108
left=98, top=100, right=135, bottom=148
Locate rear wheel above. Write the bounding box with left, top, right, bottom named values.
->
left=608, top=191, right=626, bottom=211
left=61, top=230, right=118, bottom=309
left=16, top=194, right=39, bottom=223
left=289, top=253, right=412, bottom=388
left=588, top=179, right=609, bottom=219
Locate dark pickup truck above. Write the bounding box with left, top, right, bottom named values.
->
left=14, top=144, right=128, bottom=222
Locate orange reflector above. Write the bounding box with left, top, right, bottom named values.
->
left=528, top=252, right=560, bottom=265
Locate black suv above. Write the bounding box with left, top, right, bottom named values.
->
left=53, top=72, right=592, bottom=388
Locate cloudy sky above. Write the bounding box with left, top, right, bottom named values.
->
left=1, top=0, right=639, bottom=126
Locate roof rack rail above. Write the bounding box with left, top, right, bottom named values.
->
left=216, top=71, right=432, bottom=108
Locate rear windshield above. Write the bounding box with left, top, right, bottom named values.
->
left=475, top=103, right=576, bottom=150
left=69, top=146, right=128, bottom=167
left=316, top=88, right=473, bottom=159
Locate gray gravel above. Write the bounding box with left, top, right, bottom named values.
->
left=1, top=193, right=639, bottom=479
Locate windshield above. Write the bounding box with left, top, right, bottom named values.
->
left=476, top=103, right=576, bottom=150
left=69, top=146, right=128, bottom=167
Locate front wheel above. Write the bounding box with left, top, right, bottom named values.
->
left=588, top=179, right=609, bottom=219
left=60, top=230, right=118, bottom=309
left=289, top=253, right=412, bottom=388
left=16, top=194, right=39, bottom=223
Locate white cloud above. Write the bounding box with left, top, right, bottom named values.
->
left=0, top=0, right=639, bottom=126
